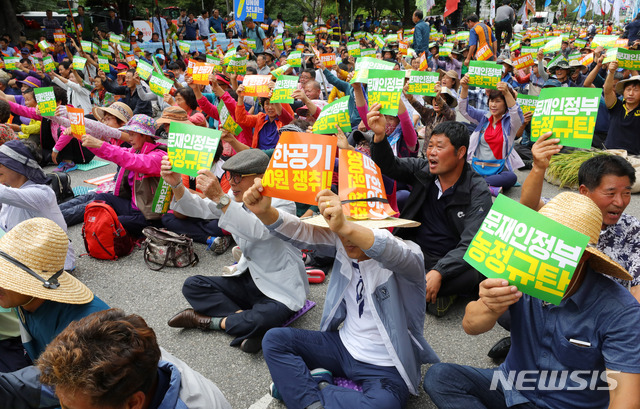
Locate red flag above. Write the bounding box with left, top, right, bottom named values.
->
left=444, top=0, right=460, bottom=17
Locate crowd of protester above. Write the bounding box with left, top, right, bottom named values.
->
left=0, top=5, right=640, bottom=408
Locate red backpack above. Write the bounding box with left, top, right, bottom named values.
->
left=82, top=201, right=134, bottom=260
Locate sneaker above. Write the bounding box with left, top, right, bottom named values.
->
left=63, top=163, right=78, bottom=172
left=232, top=246, right=242, bottom=262
left=488, top=186, right=503, bottom=197
left=427, top=295, right=457, bottom=317
left=206, top=236, right=214, bottom=250
left=213, top=235, right=232, bottom=255
left=270, top=382, right=284, bottom=401
left=222, top=263, right=237, bottom=276
left=55, top=161, right=67, bottom=171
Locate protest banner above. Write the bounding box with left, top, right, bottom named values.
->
left=384, top=34, right=398, bottom=43
left=98, top=57, right=110, bottom=72
left=43, top=56, right=55, bottom=72
left=567, top=51, right=581, bottom=62
left=530, top=87, right=601, bottom=149
left=168, top=122, right=222, bottom=177
left=417, top=52, right=429, bottom=71
left=320, top=53, right=336, bottom=67
left=270, top=64, right=290, bottom=78
left=151, top=179, right=173, bottom=214
left=287, top=51, right=302, bottom=67
left=218, top=101, right=242, bottom=136
left=609, top=48, right=640, bottom=70
left=366, top=69, right=405, bottom=116
left=475, top=43, right=493, bottom=61
left=3, top=57, right=19, bottom=71
left=513, top=53, right=535, bottom=70
left=331, top=40, right=340, bottom=48
left=347, top=42, right=361, bottom=57
left=360, top=48, right=376, bottom=57
left=349, top=57, right=397, bottom=84
left=148, top=71, right=173, bottom=96
left=516, top=94, right=539, bottom=114
left=222, top=49, right=235, bottom=65
left=234, top=0, right=264, bottom=20
left=520, top=46, right=538, bottom=56
left=242, top=75, right=272, bottom=97
left=136, top=60, right=154, bottom=81
left=467, top=61, right=502, bottom=90
left=54, top=30, right=65, bottom=43
left=406, top=71, right=440, bottom=96
left=312, top=96, right=352, bottom=134
left=192, top=62, right=215, bottom=85
left=338, top=149, right=396, bottom=220
left=262, top=132, right=337, bottom=205
left=270, top=75, right=298, bottom=104
left=34, top=87, right=57, bottom=117
left=305, top=33, right=315, bottom=44
left=463, top=195, right=589, bottom=305
left=67, top=107, right=86, bottom=139
left=439, top=42, right=454, bottom=57
left=227, top=55, right=247, bottom=75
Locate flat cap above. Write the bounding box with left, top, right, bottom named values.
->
left=222, top=149, right=270, bottom=174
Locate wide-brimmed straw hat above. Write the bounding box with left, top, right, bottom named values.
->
left=436, top=69, right=460, bottom=90
left=615, top=75, right=640, bottom=95
left=538, top=192, right=632, bottom=281
left=0, top=218, right=94, bottom=304
left=92, top=101, right=133, bottom=124
left=302, top=215, right=420, bottom=229
left=425, top=87, right=458, bottom=108
left=156, top=106, right=192, bottom=125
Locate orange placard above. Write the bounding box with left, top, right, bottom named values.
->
left=192, top=62, right=215, bottom=85
left=513, top=53, right=535, bottom=70
left=261, top=132, right=337, bottom=205
left=397, top=30, right=404, bottom=41
left=399, top=40, right=409, bottom=56
left=54, top=29, right=65, bottom=43
left=125, top=54, right=136, bottom=67
left=476, top=43, right=493, bottom=61
left=418, top=52, right=428, bottom=71
left=242, top=75, right=272, bottom=97
left=296, top=44, right=305, bottom=51
left=338, top=149, right=396, bottom=220
left=579, top=52, right=594, bottom=66
left=239, top=39, right=248, bottom=49
left=319, top=53, right=336, bottom=67
left=186, top=58, right=197, bottom=75
left=67, top=107, right=86, bottom=140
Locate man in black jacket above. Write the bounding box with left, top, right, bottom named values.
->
left=101, top=69, right=152, bottom=117
left=369, top=105, right=492, bottom=316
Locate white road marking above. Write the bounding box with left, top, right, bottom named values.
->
left=248, top=393, right=273, bottom=409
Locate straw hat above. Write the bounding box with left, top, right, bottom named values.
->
left=302, top=215, right=420, bottom=229
left=156, top=106, right=191, bottom=125
left=615, top=75, right=640, bottom=95
left=92, top=101, right=133, bottom=124
left=0, top=218, right=94, bottom=304
left=538, top=193, right=632, bottom=281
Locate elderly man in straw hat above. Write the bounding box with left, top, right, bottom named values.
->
left=0, top=218, right=108, bottom=408
left=243, top=179, right=439, bottom=409
left=162, top=149, right=308, bottom=354
left=424, top=193, right=640, bottom=409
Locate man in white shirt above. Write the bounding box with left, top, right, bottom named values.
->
left=197, top=10, right=210, bottom=40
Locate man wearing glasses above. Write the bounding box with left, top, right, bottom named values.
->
left=161, top=149, right=308, bottom=354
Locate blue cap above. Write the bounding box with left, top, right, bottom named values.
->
left=543, top=79, right=562, bottom=88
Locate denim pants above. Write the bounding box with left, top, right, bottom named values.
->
left=423, top=363, right=539, bottom=409
left=161, top=213, right=224, bottom=244
left=93, top=193, right=161, bottom=236
left=484, top=170, right=517, bottom=189
left=262, top=328, right=409, bottom=409
left=60, top=192, right=96, bottom=226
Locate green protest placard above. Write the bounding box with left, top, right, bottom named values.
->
left=530, top=37, right=547, bottom=48
left=406, top=71, right=439, bottom=96
left=97, top=57, right=110, bottom=72
left=591, top=34, right=618, bottom=49
left=226, top=56, right=247, bottom=75
left=331, top=41, right=340, bottom=48
left=148, top=72, right=173, bottom=97
left=72, top=56, right=87, bottom=71
left=284, top=37, right=292, bottom=48
left=223, top=49, right=235, bottom=65
left=384, top=34, right=398, bottom=43
left=120, top=41, right=131, bottom=53
left=349, top=57, right=396, bottom=84
left=456, top=31, right=470, bottom=41
left=360, top=48, right=376, bottom=57
left=610, top=47, right=640, bottom=70
left=463, top=195, right=589, bottom=305
left=542, top=36, right=565, bottom=53
left=81, top=41, right=95, bottom=53
left=4, top=57, right=19, bottom=70
left=467, top=61, right=502, bottom=90
left=516, top=94, right=539, bottom=114
left=354, top=31, right=366, bottom=40
left=178, top=41, right=191, bottom=54
left=547, top=54, right=567, bottom=69
left=367, top=69, right=405, bottom=116
left=287, top=51, right=302, bottom=67
left=373, top=35, right=385, bottom=49
left=573, top=38, right=587, bottom=48
left=347, top=42, right=361, bottom=57
left=101, top=40, right=109, bottom=52
left=151, top=178, right=173, bottom=214
left=43, top=56, right=55, bottom=72
left=246, top=39, right=257, bottom=50
left=567, top=51, right=581, bottom=62
left=168, top=122, right=222, bottom=177
left=270, top=64, right=290, bottom=78
left=510, top=40, right=521, bottom=51
left=270, top=75, right=298, bottom=104
left=312, top=96, right=352, bottom=134
left=110, top=34, right=123, bottom=44
left=205, top=55, right=223, bottom=72
left=531, top=87, right=601, bottom=149
left=34, top=87, right=57, bottom=117
left=218, top=101, right=242, bottom=136
left=305, top=33, right=315, bottom=44
left=439, top=42, right=454, bottom=57
left=520, top=46, right=538, bottom=56
left=136, top=60, right=154, bottom=81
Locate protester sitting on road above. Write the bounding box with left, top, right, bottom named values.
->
left=81, top=114, right=166, bottom=236
left=370, top=108, right=492, bottom=317
left=243, top=174, right=439, bottom=409
left=0, top=218, right=109, bottom=408
left=424, top=193, right=640, bottom=409
left=37, top=308, right=232, bottom=409
left=163, top=149, right=308, bottom=353
left=100, top=69, right=153, bottom=117
left=460, top=77, right=524, bottom=194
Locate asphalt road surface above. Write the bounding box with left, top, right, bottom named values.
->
left=56, top=159, right=640, bottom=409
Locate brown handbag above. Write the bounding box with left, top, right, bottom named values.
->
left=142, top=227, right=199, bottom=271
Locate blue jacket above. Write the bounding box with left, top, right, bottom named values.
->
left=323, top=68, right=362, bottom=128
left=627, top=19, right=640, bottom=43
left=413, top=20, right=430, bottom=56
left=268, top=211, right=440, bottom=395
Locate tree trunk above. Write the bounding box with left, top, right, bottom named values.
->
left=1, top=0, right=22, bottom=42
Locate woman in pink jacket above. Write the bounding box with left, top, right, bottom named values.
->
left=81, top=114, right=166, bottom=236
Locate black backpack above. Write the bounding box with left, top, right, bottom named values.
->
left=47, top=172, right=74, bottom=204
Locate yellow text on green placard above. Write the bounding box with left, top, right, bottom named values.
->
left=406, top=71, right=439, bottom=96
left=34, top=87, right=57, bottom=117
left=467, top=61, right=502, bottom=90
